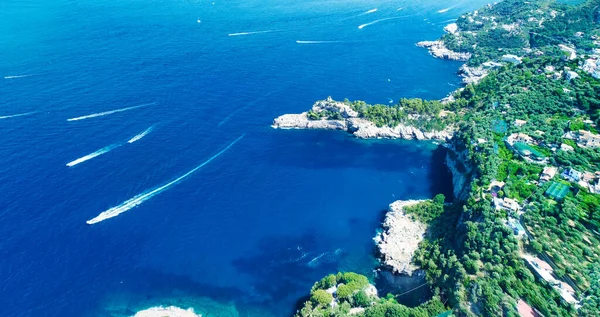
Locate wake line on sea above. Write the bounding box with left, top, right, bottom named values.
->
left=0, top=111, right=39, bottom=119
left=67, top=103, right=155, bottom=121
left=228, top=30, right=280, bottom=36
left=128, top=125, right=155, bottom=143
left=66, top=143, right=123, bottom=167
left=342, top=8, right=378, bottom=20
left=361, top=8, right=378, bottom=15
left=438, top=5, right=459, bottom=13
left=4, top=74, right=33, bottom=79
left=358, top=16, right=406, bottom=29
left=295, top=40, right=343, bottom=44
left=86, top=134, right=245, bottom=225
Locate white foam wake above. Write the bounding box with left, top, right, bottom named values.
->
left=438, top=5, right=458, bottom=13
left=228, top=30, right=279, bottom=36
left=296, top=40, right=340, bottom=44
left=0, top=111, right=38, bottom=119
left=67, top=103, right=155, bottom=122
left=4, top=74, right=33, bottom=79
left=66, top=143, right=122, bottom=167
left=363, top=8, right=378, bottom=15
left=358, top=17, right=404, bottom=29
left=86, top=135, right=245, bottom=224
left=128, top=125, right=155, bottom=143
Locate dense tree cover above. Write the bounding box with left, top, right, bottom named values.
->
left=421, top=52, right=600, bottom=315
left=346, top=99, right=451, bottom=131
left=306, top=98, right=452, bottom=132
left=532, top=0, right=600, bottom=48
left=296, top=273, right=449, bottom=317
left=298, top=1, right=600, bottom=316
left=445, top=0, right=600, bottom=65
left=579, top=263, right=600, bottom=314
left=403, top=194, right=446, bottom=223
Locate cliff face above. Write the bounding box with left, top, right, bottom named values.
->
left=445, top=146, right=473, bottom=202
left=374, top=200, right=427, bottom=276
left=272, top=98, right=454, bottom=141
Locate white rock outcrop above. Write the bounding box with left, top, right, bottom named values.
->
left=458, top=62, right=504, bottom=84
left=133, top=306, right=202, bottom=317
left=416, top=41, right=472, bottom=61
left=374, top=200, right=427, bottom=275
left=443, top=23, right=459, bottom=34
left=273, top=113, right=348, bottom=131
left=272, top=99, right=453, bottom=141
left=348, top=118, right=452, bottom=140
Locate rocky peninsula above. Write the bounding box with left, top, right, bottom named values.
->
left=272, top=98, right=454, bottom=141
left=415, top=40, right=471, bottom=62
left=373, top=200, right=427, bottom=275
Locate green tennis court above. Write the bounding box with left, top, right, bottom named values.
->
left=545, top=182, right=570, bottom=200
left=513, top=142, right=546, bottom=159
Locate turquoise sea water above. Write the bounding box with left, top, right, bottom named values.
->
left=0, top=0, right=490, bottom=316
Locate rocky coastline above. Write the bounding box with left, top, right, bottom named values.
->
left=373, top=200, right=427, bottom=276
left=415, top=40, right=471, bottom=62
left=272, top=98, right=454, bottom=141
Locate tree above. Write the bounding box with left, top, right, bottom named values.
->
left=310, top=289, right=333, bottom=307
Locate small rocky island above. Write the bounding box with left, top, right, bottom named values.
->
left=133, top=306, right=202, bottom=317
left=272, top=97, right=454, bottom=141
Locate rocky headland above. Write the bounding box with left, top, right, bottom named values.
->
left=272, top=98, right=454, bottom=141
left=373, top=200, right=427, bottom=276
left=415, top=40, right=472, bottom=62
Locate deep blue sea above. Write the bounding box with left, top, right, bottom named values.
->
left=1, top=0, right=490, bottom=316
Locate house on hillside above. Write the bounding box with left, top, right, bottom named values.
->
left=590, top=179, right=600, bottom=194
left=561, top=143, right=574, bottom=152
left=565, top=130, right=600, bottom=148
left=507, top=133, right=534, bottom=145
left=562, top=168, right=583, bottom=183
left=514, top=119, right=527, bottom=127
left=578, top=130, right=600, bottom=148
left=539, top=166, right=557, bottom=183
left=495, top=197, right=520, bottom=212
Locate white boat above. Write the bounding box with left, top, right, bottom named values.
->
left=197, top=17, right=201, bottom=23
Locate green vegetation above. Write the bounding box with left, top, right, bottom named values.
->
left=345, top=98, right=452, bottom=131
left=299, top=1, right=600, bottom=316
left=443, top=0, right=600, bottom=66
left=296, top=273, right=449, bottom=317
left=312, top=289, right=335, bottom=307
left=403, top=194, right=446, bottom=223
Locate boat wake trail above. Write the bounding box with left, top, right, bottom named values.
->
left=67, top=103, right=155, bottom=122
left=438, top=5, right=458, bottom=13
left=296, top=40, right=341, bottom=44
left=362, top=8, right=378, bottom=15
left=342, top=8, right=378, bottom=20
left=4, top=74, right=33, bottom=79
left=439, top=18, right=457, bottom=23
left=66, top=143, right=123, bottom=167
left=0, top=111, right=38, bottom=119
left=128, top=125, right=155, bottom=143
left=358, top=17, right=405, bottom=29
left=86, top=134, right=245, bottom=225
left=228, top=30, right=279, bottom=36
